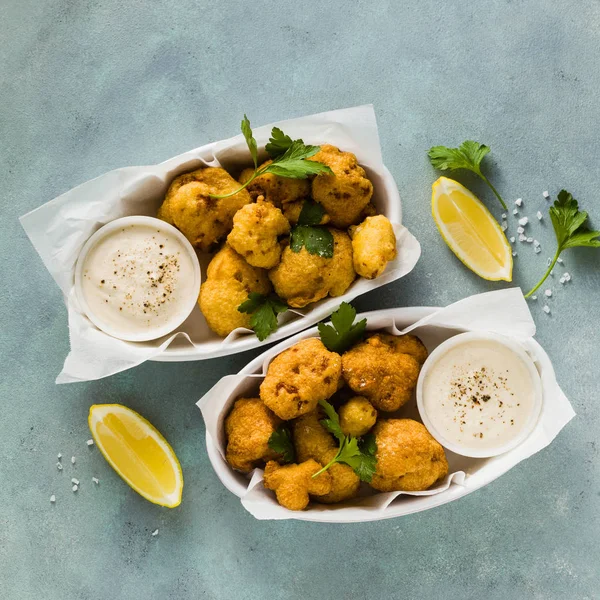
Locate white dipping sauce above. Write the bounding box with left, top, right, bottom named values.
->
left=421, top=339, right=537, bottom=454
left=78, top=221, right=199, bottom=341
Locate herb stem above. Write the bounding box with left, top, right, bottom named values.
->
left=311, top=452, right=340, bottom=479
left=524, top=247, right=561, bottom=298
left=478, top=170, right=507, bottom=210
left=208, top=165, right=269, bottom=199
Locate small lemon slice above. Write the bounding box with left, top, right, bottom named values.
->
left=88, top=404, right=183, bottom=508
left=432, top=177, right=513, bottom=281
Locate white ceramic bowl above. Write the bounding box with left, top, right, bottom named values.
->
left=416, top=331, right=543, bottom=458
left=197, top=301, right=572, bottom=523
left=74, top=216, right=201, bottom=342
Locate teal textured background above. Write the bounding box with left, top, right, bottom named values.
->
left=1, top=1, right=599, bottom=598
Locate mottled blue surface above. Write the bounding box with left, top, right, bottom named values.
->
left=1, top=1, right=599, bottom=598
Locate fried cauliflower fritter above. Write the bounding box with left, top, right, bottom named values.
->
left=199, top=245, right=271, bottom=336
left=370, top=419, right=448, bottom=492
left=293, top=412, right=360, bottom=504
left=308, top=144, right=373, bottom=228
left=269, top=229, right=355, bottom=308
left=342, top=334, right=427, bottom=412
left=157, top=168, right=251, bottom=251
left=227, top=200, right=290, bottom=268
left=239, top=160, right=310, bottom=207
left=282, top=200, right=331, bottom=226
left=260, top=338, right=341, bottom=420
left=349, top=215, right=397, bottom=279
left=339, top=396, right=378, bottom=437
left=225, top=398, right=281, bottom=472
left=263, top=459, right=332, bottom=511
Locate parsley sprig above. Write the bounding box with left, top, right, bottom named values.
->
left=312, top=400, right=377, bottom=483
left=238, top=292, right=288, bottom=341
left=428, top=140, right=507, bottom=210
left=318, top=302, right=367, bottom=353
left=290, top=199, right=334, bottom=258
left=525, top=190, right=600, bottom=297
left=210, top=116, right=332, bottom=199
left=268, top=425, right=295, bottom=463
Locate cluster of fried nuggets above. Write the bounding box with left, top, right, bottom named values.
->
left=157, top=144, right=397, bottom=337
left=225, top=333, right=449, bottom=511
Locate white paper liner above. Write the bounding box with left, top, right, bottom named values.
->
left=19, top=105, right=421, bottom=383
left=197, top=289, right=575, bottom=522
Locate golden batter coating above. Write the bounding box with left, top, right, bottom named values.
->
left=308, top=144, right=373, bottom=228
left=157, top=168, right=251, bottom=251
left=342, top=334, right=427, bottom=412
left=199, top=245, right=272, bottom=337
left=293, top=412, right=360, bottom=504
left=239, top=160, right=311, bottom=207
left=227, top=200, right=290, bottom=268
left=268, top=229, right=355, bottom=308
left=225, top=398, right=281, bottom=473
left=349, top=215, right=397, bottom=279
left=263, top=459, right=332, bottom=511
left=260, top=338, right=341, bottom=420
left=339, top=396, right=378, bottom=437
left=369, top=419, right=448, bottom=492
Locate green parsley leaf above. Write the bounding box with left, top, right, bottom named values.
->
left=265, top=127, right=294, bottom=158
left=240, top=114, right=258, bottom=170
left=238, top=293, right=288, bottom=341
left=318, top=302, right=367, bottom=353
left=210, top=119, right=331, bottom=199
left=268, top=425, right=295, bottom=463
left=290, top=225, right=334, bottom=258
left=318, top=399, right=345, bottom=444
left=314, top=400, right=377, bottom=482
left=428, top=140, right=507, bottom=210
left=297, top=199, right=326, bottom=226
left=525, top=190, right=600, bottom=297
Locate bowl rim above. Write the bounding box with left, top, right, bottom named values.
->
left=415, top=331, right=544, bottom=458
left=74, top=215, right=201, bottom=342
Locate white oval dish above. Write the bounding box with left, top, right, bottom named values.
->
left=74, top=216, right=201, bottom=342
left=416, top=331, right=543, bottom=458
left=197, top=295, right=575, bottom=523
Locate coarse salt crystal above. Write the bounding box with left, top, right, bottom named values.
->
left=534, top=247, right=542, bottom=253
left=151, top=529, right=159, bottom=537
left=72, top=485, right=78, bottom=492
left=56, top=462, right=63, bottom=471
left=71, top=478, right=80, bottom=485
left=559, top=276, right=566, bottom=284
left=543, top=305, right=551, bottom=314
left=557, top=257, right=563, bottom=264
left=501, top=223, right=507, bottom=231
left=543, top=191, right=550, bottom=198
left=519, top=234, right=527, bottom=242
left=71, top=456, right=76, bottom=464
left=537, top=211, right=543, bottom=220
left=86, top=439, right=94, bottom=447
left=518, top=217, right=529, bottom=226
left=515, top=198, right=523, bottom=206
left=92, top=477, right=99, bottom=484
left=517, top=226, right=525, bottom=234
left=527, top=237, right=533, bottom=243
left=57, top=453, right=62, bottom=460
left=502, top=213, right=507, bottom=219
left=512, top=251, right=517, bottom=257
left=510, top=236, right=515, bottom=243
left=533, top=239, right=540, bottom=247
left=547, top=257, right=552, bottom=266
left=564, top=272, right=571, bottom=281
left=531, top=295, right=537, bottom=300
left=545, top=289, right=552, bottom=297
left=513, top=208, right=519, bottom=215
left=50, top=495, right=56, bottom=503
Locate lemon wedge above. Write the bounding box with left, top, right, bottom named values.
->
left=431, top=177, right=513, bottom=281
left=88, top=404, right=183, bottom=508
